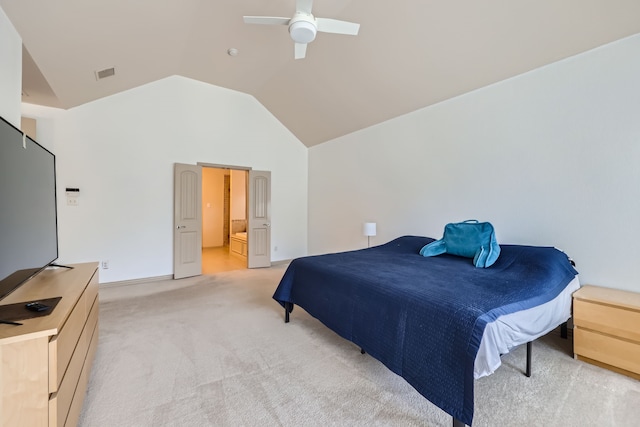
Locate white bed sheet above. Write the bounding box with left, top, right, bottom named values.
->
left=474, top=275, right=580, bottom=379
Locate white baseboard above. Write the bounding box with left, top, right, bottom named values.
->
left=100, top=274, right=174, bottom=288
left=99, top=261, right=290, bottom=289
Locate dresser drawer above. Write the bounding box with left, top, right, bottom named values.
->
left=49, top=291, right=87, bottom=393
left=574, top=328, right=640, bottom=375
left=49, top=297, right=99, bottom=427
left=574, top=299, right=640, bottom=342
left=0, top=336, right=50, bottom=426
left=84, top=270, right=99, bottom=316
left=64, top=315, right=99, bottom=427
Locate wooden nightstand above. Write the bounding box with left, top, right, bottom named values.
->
left=573, top=285, right=640, bottom=380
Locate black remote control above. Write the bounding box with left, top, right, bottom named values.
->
left=25, top=302, right=50, bottom=312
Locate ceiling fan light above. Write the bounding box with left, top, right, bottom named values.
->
left=289, top=20, right=317, bottom=44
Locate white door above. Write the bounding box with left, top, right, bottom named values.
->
left=173, top=163, right=202, bottom=279
left=248, top=170, right=271, bottom=268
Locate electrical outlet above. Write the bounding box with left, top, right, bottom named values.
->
left=101, top=260, right=109, bottom=269
left=67, top=197, right=78, bottom=206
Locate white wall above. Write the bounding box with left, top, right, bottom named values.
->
left=309, top=34, right=640, bottom=294
left=24, top=76, right=308, bottom=283
left=0, top=7, right=21, bottom=126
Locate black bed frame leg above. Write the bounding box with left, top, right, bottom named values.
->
left=561, top=321, right=568, bottom=339
left=526, top=341, right=532, bottom=378
left=451, top=341, right=533, bottom=427
left=284, top=302, right=292, bottom=323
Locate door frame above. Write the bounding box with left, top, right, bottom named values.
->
left=196, top=162, right=270, bottom=269
left=199, top=163, right=250, bottom=262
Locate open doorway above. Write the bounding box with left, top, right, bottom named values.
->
left=201, top=166, right=248, bottom=274
left=174, top=164, right=271, bottom=278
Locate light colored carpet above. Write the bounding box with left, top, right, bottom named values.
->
left=79, top=265, right=639, bottom=427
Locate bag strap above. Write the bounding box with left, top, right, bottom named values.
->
left=462, top=219, right=479, bottom=224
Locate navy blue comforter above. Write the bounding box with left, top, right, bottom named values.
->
left=273, top=236, right=578, bottom=425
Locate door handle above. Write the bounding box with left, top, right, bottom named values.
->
left=176, top=225, right=186, bottom=229
left=263, top=223, right=270, bottom=227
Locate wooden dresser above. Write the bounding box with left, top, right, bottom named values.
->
left=0, top=262, right=99, bottom=427
left=573, top=284, right=640, bottom=380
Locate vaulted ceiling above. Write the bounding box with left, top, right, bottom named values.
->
left=3, top=1, right=640, bottom=147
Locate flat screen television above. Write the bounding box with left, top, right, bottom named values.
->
left=0, top=115, right=59, bottom=301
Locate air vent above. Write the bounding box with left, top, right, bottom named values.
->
left=95, top=67, right=115, bottom=80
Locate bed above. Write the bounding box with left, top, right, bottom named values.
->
left=273, top=236, right=579, bottom=426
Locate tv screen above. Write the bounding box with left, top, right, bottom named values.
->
left=0, top=116, right=58, bottom=301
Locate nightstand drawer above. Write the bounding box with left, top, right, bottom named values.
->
left=574, top=299, right=640, bottom=342
left=574, top=328, right=640, bottom=375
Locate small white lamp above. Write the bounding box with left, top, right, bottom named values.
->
left=363, top=222, right=377, bottom=248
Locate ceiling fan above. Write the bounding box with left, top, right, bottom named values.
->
left=243, top=0, right=360, bottom=59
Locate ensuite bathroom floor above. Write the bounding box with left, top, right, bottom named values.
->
left=202, top=246, right=246, bottom=275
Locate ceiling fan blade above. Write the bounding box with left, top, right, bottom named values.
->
left=316, top=18, right=360, bottom=35
left=294, top=43, right=307, bottom=59
left=243, top=16, right=290, bottom=25
left=296, top=0, right=313, bottom=15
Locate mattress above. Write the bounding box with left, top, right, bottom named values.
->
left=475, top=275, right=579, bottom=378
